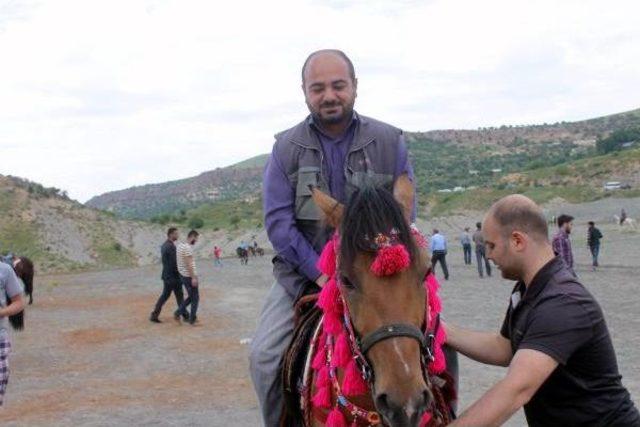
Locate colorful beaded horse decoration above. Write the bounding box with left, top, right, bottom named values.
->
left=300, top=176, right=454, bottom=427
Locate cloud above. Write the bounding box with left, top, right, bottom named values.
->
left=0, top=0, right=639, bottom=202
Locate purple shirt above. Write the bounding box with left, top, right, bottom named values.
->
left=552, top=229, right=574, bottom=271
left=263, top=113, right=415, bottom=282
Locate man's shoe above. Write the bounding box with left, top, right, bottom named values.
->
left=173, top=312, right=182, bottom=323
left=149, top=314, right=161, bottom=323
left=189, top=319, right=201, bottom=326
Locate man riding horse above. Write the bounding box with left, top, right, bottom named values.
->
left=249, top=49, right=457, bottom=426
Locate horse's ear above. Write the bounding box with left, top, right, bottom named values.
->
left=309, top=185, right=344, bottom=229
left=393, top=174, right=414, bottom=223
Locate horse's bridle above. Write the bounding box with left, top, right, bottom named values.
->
left=360, top=323, right=435, bottom=362
left=339, top=289, right=439, bottom=384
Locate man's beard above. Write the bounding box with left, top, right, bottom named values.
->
left=310, top=101, right=354, bottom=127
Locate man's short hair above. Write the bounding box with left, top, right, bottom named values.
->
left=491, top=202, right=549, bottom=241
left=557, top=214, right=574, bottom=228
left=167, top=227, right=177, bottom=237
left=476, top=222, right=482, bottom=229
left=301, top=49, right=356, bottom=83
left=588, top=221, right=595, bottom=226
left=433, top=229, right=439, bottom=234
left=187, top=230, right=199, bottom=238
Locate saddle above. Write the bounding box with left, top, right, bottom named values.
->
left=281, top=293, right=322, bottom=427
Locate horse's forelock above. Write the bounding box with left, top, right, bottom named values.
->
left=339, top=185, right=418, bottom=277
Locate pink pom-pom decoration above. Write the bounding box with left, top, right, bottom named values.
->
left=342, top=359, right=368, bottom=397
left=332, top=332, right=352, bottom=368
left=311, top=385, right=332, bottom=409
left=316, top=365, right=330, bottom=388
left=370, top=244, right=411, bottom=277
left=317, top=238, right=337, bottom=276
left=312, top=339, right=328, bottom=370
left=419, top=411, right=433, bottom=427
left=326, top=407, right=348, bottom=427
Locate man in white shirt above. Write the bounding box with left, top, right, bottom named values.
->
left=175, top=230, right=200, bottom=325
left=429, top=228, right=449, bottom=280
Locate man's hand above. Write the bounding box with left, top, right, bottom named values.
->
left=315, top=274, right=329, bottom=287
left=450, top=349, right=558, bottom=426
left=192, top=276, right=199, bottom=287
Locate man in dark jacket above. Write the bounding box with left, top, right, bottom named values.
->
left=587, top=221, right=603, bottom=270
left=149, top=227, right=184, bottom=323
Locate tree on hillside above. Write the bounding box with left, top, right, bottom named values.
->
left=188, top=216, right=204, bottom=229
left=596, top=127, right=640, bottom=154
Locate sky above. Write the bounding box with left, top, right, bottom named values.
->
left=1, top=0, right=639, bottom=202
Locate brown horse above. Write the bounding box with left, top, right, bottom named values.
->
left=283, top=176, right=454, bottom=427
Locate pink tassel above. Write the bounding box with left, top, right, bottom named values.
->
left=426, top=274, right=442, bottom=314
left=370, top=244, right=411, bottom=277
left=318, top=278, right=339, bottom=312
left=317, top=239, right=337, bottom=276
left=342, top=359, right=368, bottom=396
left=315, top=365, right=330, bottom=388
left=332, top=332, right=352, bottom=368
left=429, top=323, right=447, bottom=374
left=311, top=385, right=332, bottom=409
left=323, top=311, right=342, bottom=335
left=312, top=341, right=328, bottom=370
left=419, top=411, right=433, bottom=427
left=326, top=407, right=348, bottom=427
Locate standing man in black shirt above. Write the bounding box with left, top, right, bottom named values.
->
left=446, top=195, right=639, bottom=426
left=588, top=221, right=604, bottom=271
left=150, top=227, right=185, bottom=323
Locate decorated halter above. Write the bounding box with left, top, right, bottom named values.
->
left=309, top=225, right=448, bottom=427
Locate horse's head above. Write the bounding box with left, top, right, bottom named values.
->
left=312, top=176, right=433, bottom=426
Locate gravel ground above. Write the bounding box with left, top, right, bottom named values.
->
left=2, top=222, right=639, bottom=426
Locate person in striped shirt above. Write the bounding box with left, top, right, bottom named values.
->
left=174, top=230, right=200, bottom=325
left=552, top=214, right=575, bottom=275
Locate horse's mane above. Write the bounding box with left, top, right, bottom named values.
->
left=339, top=185, right=418, bottom=274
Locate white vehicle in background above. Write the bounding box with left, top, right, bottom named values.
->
left=604, top=181, right=621, bottom=191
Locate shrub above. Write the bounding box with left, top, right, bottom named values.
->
left=188, top=216, right=204, bottom=229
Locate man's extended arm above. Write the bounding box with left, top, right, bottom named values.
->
left=445, top=323, right=512, bottom=367
left=449, top=349, right=558, bottom=426
left=263, top=147, right=323, bottom=283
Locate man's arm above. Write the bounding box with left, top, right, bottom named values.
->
left=263, top=147, right=323, bottom=283
left=445, top=323, right=512, bottom=367
left=0, top=293, right=24, bottom=318
left=449, top=349, right=558, bottom=426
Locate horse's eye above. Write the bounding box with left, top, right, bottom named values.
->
left=341, top=275, right=356, bottom=290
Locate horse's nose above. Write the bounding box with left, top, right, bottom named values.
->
left=374, top=388, right=433, bottom=426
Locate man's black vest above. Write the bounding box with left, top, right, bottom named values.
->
left=271, top=113, right=402, bottom=299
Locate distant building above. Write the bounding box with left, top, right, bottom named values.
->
left=468, top=170, right=479, bottom=175
left=491, top=168, right=502, bottom=173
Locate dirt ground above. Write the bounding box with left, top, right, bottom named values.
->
left=2, top=222, right=639, bottom=426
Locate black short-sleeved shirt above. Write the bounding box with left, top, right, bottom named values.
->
left=500, top=257, right=640, bottom=427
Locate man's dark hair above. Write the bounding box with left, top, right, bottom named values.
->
left=588, top=221, right=595, bottom=226
left=301, top=49, right=356, bottom=83
left=433, top=229, right=439, bottom=234
left=167, top=227, right=178, bottom=237
left=557, top=214, right=574, bottom=228
left=187, top=230, right=199, bottom=238
left=476, top=222, right=482, bottom=229
left=492, top=202, right=549, bottom=241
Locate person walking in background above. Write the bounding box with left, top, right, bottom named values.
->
left=552, top=214, right=575, bottom=275
left=587, top=221, right=603, bottom=271
left=213, top=245, right=223, bottom=267
left=150, top=227, right=184, bottom=323
left=430, top=228, right=449, bottom=280
left=0, top=262, right=25, bottom=406
left=460, top=227, right=472, bottom=265
left=473, top=222, right=492, bottom=278
left=175, top=230, right=200, bottom=326
left=620, top=208, right=627, bottom=226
